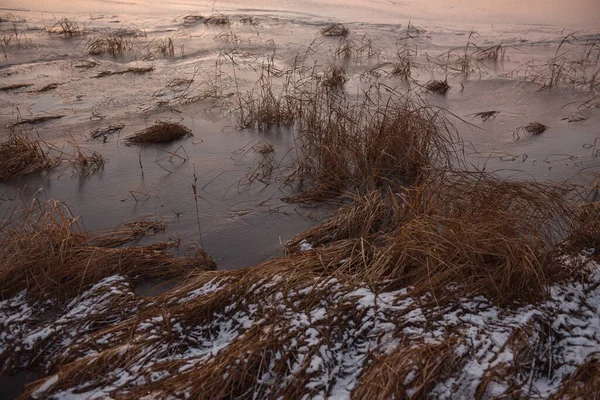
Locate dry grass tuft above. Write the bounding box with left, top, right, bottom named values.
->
left=181, top=13, right=204, bottom=25
left=125, top=121, right=193, bottom=145
left=65, top=142, right=105, bottom=177
left=514, top=121, right=548, bottom=139
left=142, top=37, right=175, bottom=60
left=11, top=115, right=64, bottom=126
left=0, top=132, right=57, bottom=181
left=551, top=358, right=600, bottom=400
left=321, top=23, right=349, bottom=37
left=87, top=33, right=135, bottom=56
left=35, top=83, right=60, bottom=92
left=205, top=14, right=230, bottom=25
left=90, top=123, right=125, bottom=139
left=425, top=79, right=450, bottom=94
left=94, top=66, right=154, bottom=78
left=287, top=170, right=575, bottom=304
left=47, top=17, right=82, bottom=36
left=0, top=83, right=32, bottom=91
left=322, top=64, right=348, bottom=89
left=0, top=198, right=214, bottom=302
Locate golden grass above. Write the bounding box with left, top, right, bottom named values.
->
left=0, top=198, right=215, bottom=302
left=0, top=132, right=57, bottom=181
left=286, top=170, right=576, bottom=304
left=321, top=23, right=349, bottom=37
left=125, top=121, right=193, bottom=145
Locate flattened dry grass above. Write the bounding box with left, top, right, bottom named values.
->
left=286, top=170, right=576, bottom=304
left=125, top=121, right=193, bottom=145
left=0, top=132, right=57, bottom=181
left=514, top=121, right=548, bottom=138
left=321, top=23, right=349, bottom=37
left=0, top=198, right=214, bottom=302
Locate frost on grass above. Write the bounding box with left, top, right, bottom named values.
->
left=3, top=255, right=600, bottom=399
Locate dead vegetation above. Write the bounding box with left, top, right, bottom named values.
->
left=514, top=121, right=548, bottom=138
left=0, top=83, right=32, bottom=91
left=508, top=34, right=600, bottom=92
left=65, top=142, right=105, bottom=177
left=87, top=32, right=136, bottom=56
left=321, top=23, right=349, bottom=37
left=47, top=17, right=82, bottom=36
left=0, top=198, right=214, bottom=302
left=11, top=115, right=65, bottom=126
left=425, top=79, right=450, bottom=94
left=94, top=66, right=154, bottom=78
left=0, top=132, right=57, bottom=181
left=204, top=14, right=230, bottom=25
left=181, top=13, right=204, bottom=25
left=90, top=123, right=125, bottom=139
left=125, top=121, right=193, bottom=145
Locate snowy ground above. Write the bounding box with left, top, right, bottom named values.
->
left=1, top=253, right=599, bottom=398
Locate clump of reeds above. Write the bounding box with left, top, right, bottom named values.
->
left=11, top=115, right=64, bottom=126
left=182, top=13, right=204, bottom=25
left=0, top=198, right=214, bottom=302
left=94, top=66, right=154, bottom=78
left=551, top=358, right=600, bottom=399
left=425, top=79, right=450, bottom=94
left=0, top=83, right=32, bottom=91
left=125, top=121, right=193, bottom=145
left=0, top=131, right=57, bottom=181
left=321, top=23, right=349, bottom=37
left=87, top=33, right=135, bottom=56
left=47, top=17, right=82, bottom=36
left=287, top=170, right=575, bottom=304
left=90, top=123, right=125, bottom=139
left=66, top=141, right=105, bottom=177
left=514, top=121, right=548, bottom=138
left=205, top=14, right=230, bottom=25
left=142, top=37, right=175, bottom=60
left=322, top=64, right=348, bottom=89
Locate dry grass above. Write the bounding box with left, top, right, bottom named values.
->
left=0, top=132, right=57, bottom=181
left=322, top=64, right=348, bottom=89
left=87, top=33, right=135, bottom=56
left=286, top=170, right=575, bottom=304
left=0, top=198, right=215, bottom=302
left=0, top=83, right=32, bottom=91
left=65, top=142, right=105, bottom=177
left=125, top=121, right=193, bottom=145
left=514, top=121, right=548, bottom=139
left=11, top=115, right=64, bottom=126
left=90, top=123, right=125, bottom=139
left=142, top=37, right=175, bottom=60
left=181, top=13, right=204, bottom=25
left=94, top=66, right=154, bottom=78
left=321, top=23, right=349, bottom=37
left=205, top=14, right=230, bottom=25
left=425, top=79, right=450, bottom=94
left=47, top=18, right=82, bottom=36
left=551, top=358, right=600, bottom=400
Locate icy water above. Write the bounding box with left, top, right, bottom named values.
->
left=1, top=0, right=600, bottom=270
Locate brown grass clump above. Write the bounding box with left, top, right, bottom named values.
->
left=0, top=83, right=32, bottom=91
left=90, top=123, right=125, bottom=139
left=47, top=18, right=82, bottom=36
left=425, top=79, right=450, bottom=94
left=0, top=132, right=57, bottom=181
left=11, top=115, right=64, bottom=126
left=125, top=121, right=193, bottom=145
left=182, top=13, right=204, bottom=25
left=205, top=14, right=230, bottom=25
left=94, top=66, right=154, bottom=78
left=142, top=37, right=175, bottom=60
left=321, top=23, right=349, bottom=37
left=353, top=337, right=466, bottom=399
left=514, top=121, right=548, bottom=139
left=0, top=198, right=214, bottom=302
left=551, top=358, right=600, bottom=400
left=322, top=64, right=348, bottom=89
left=287, top=170, right=575, bottom=304
left=66, top=142, right=105, bottom=177
left=87, top=33, right=135, bottom=56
